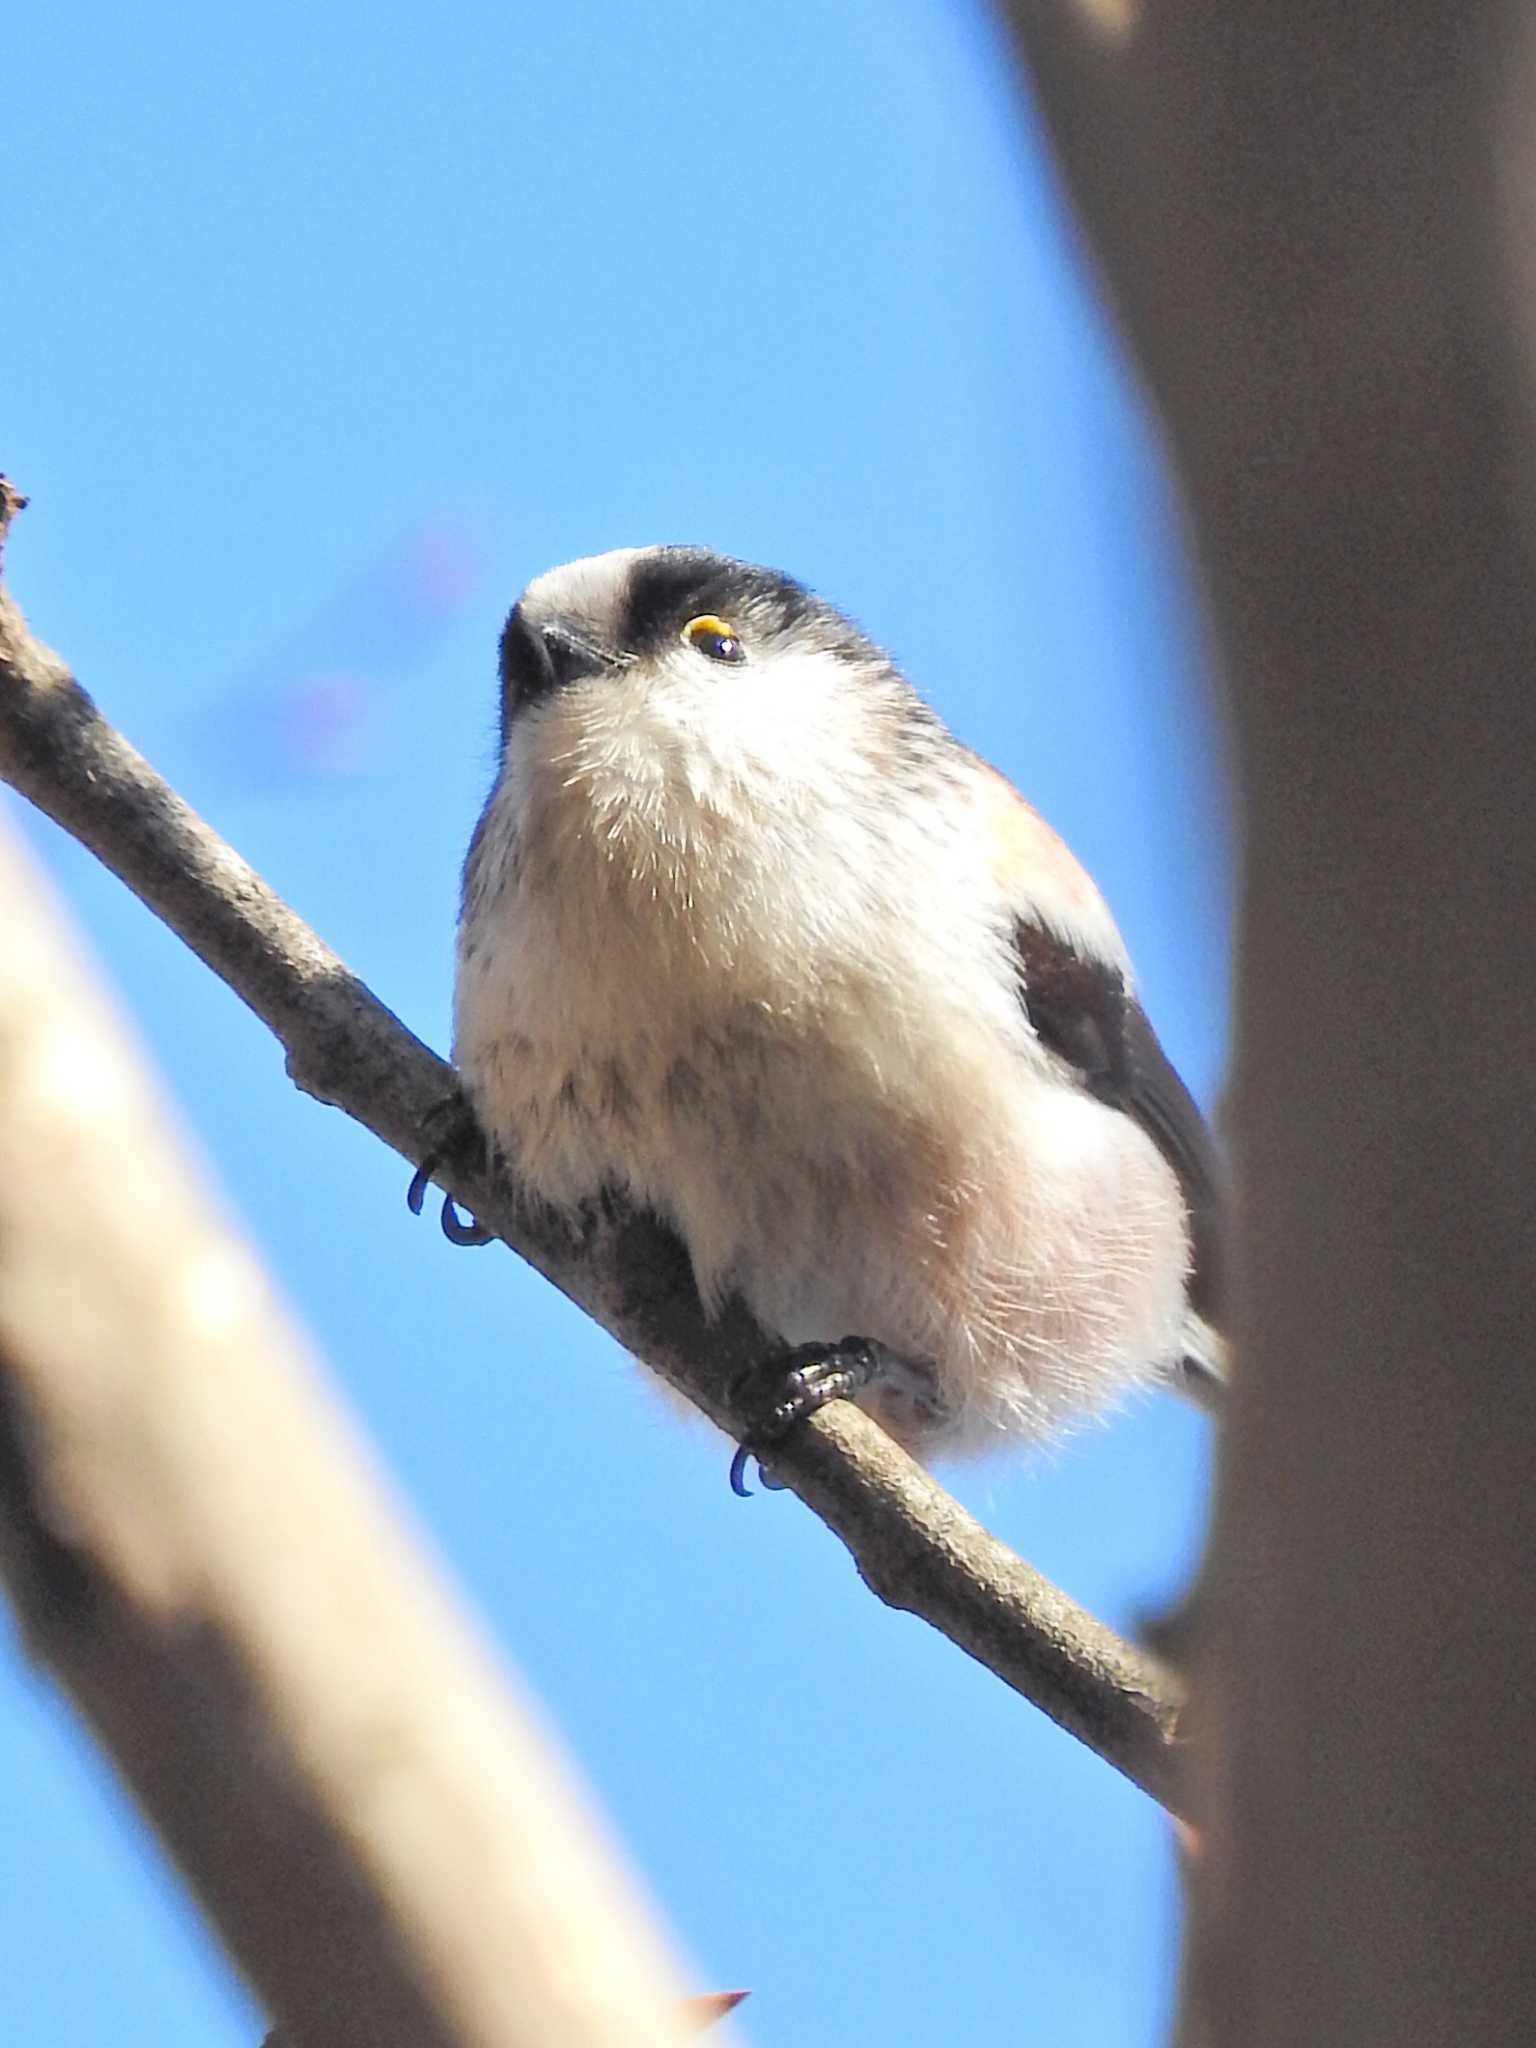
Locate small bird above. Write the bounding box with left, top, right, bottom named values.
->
left=439, top=546, right=1224, bottom=1485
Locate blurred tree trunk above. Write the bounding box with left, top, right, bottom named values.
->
left=995, top=5, right=1536, bottom=2042
left=0, top=810, right=696, bottom=2048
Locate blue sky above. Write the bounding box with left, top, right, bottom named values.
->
left=6, top=5, right=1227, bottom=2042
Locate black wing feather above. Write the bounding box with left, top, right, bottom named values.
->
left=1012, top=918, right=1226, bottom=1328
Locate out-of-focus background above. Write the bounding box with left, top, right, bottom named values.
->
left=4, top=5, right=1226, bottom=2042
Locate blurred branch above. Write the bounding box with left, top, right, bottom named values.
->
left=0, top=481, right=1188, bottom=1818
left=265, top=1990, right=747, bottom=2046
left=993, top=5, right=1536, bottom=2044
left=0, top=808, right=695, bottom=2048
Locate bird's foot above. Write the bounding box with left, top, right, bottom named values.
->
left=406, top=1089, right=494, bottom=1247
left=727, top=1337, right=882, bottom=1497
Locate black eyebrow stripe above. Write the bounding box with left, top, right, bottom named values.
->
left=619, top=549, right=827, bottom=654
left=619, top=549, right=722, bottom=647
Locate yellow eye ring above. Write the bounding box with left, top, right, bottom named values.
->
left=683, top=614, right=746, bottom=664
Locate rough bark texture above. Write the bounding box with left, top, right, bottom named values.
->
left=0, top=485, right=1189, bottom=1817
left=994, top=5, right=1536, bottom=2042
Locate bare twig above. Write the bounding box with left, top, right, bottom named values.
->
left=0, top=813, right=696, bottom=2048
left=0, top=483, right=1188, bottom=1816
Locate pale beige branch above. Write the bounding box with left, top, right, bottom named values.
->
left=0, top=812, right=697, bottom=2048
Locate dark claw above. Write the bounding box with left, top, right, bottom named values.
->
left=726, top=1455, right=790, bottom=1498
left=408, top=1090, right=493, bottom=1247
left=440, top=1197, right=491, bottom=1247
left=728, top=1445, right=790, bottom=1497
left=727, top=1337, right=882, bottom=1496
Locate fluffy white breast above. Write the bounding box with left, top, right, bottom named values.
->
left=452, top=550, right=1194, bottom=1457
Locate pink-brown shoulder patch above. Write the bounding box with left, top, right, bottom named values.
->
left=972, top=761, right=1110, bottom=924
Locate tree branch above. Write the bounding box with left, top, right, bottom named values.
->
left=992, top=6, right=1536, bottom=2042
left=0, top=808, right=697, bottom=2048
left=0, top=484, right=1189, bottom=1818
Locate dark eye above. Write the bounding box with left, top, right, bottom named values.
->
left=682, top=613, right=746, bottom=664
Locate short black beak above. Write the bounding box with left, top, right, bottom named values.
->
left=541, top=620, right=613, bottom=688
left=499, top=606, right=613, bottom=725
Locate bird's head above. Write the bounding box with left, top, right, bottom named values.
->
left=493, top=547, right=930, bottom=847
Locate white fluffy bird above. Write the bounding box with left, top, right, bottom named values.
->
left=443, top=546, right=1224, bottom=1481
